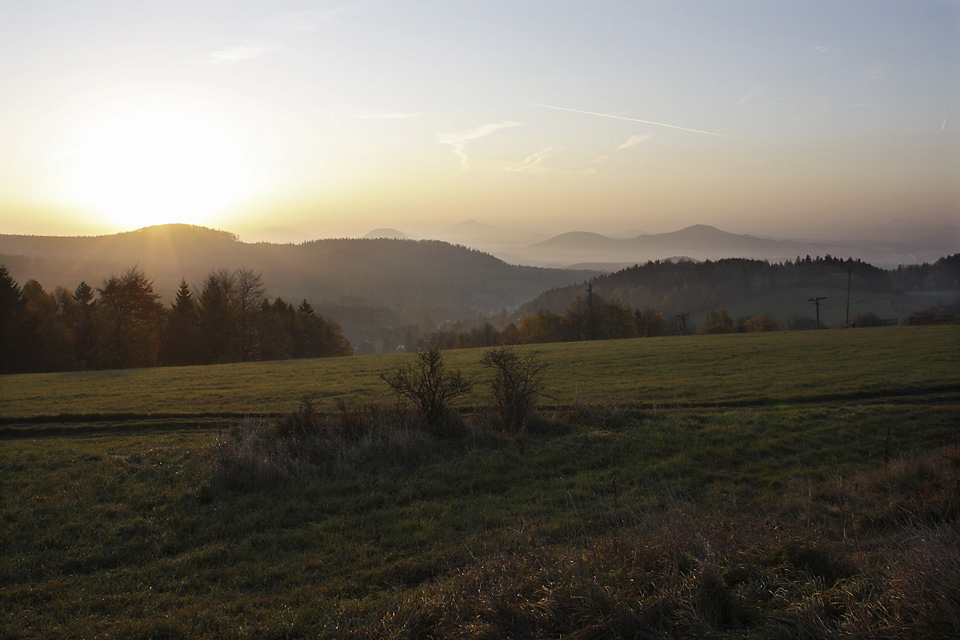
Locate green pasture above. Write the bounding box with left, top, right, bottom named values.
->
left=1, top=325, right=958, bottom=638
left=2, top=325, right=958, bottom=421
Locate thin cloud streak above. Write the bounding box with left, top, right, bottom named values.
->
left=201, top=8, right=351, bottom=66
left=618, top=133, right=652, bottom=150
left=737, top=86, right=762, bottom=106
left=437, top=122, right=523, bottom=169
left=529, top=103, right=737, bottom=138
left=507, top=147, right=556, bottom=173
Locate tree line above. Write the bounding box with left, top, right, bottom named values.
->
left=523, top=254, right=960, bottom=320
left=0, top=266, right=351, bottom=374
left=413, top=293, right=796, bottom=351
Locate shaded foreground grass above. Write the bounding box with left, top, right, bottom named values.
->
left=2, top=325, right=958, bottom=420
left=2, top=398, right=958, bottom=638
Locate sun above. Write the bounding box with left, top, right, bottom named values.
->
left=70, top=104, right=252, bottom=229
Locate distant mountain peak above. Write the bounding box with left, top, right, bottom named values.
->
left=363, top=228, right=408, bottom=240
left=126, top=223, right=239, bottom=242
left=669, top=224, right=724, bottom=235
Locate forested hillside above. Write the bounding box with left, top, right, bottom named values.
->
left=0, top=224, right=593, bottom=320
left=0, top=266, right=351, bottom=374
left=522, top=255, right=960, bottom=328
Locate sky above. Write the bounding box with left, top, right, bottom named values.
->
left=0, top=0, right=957, bottom=241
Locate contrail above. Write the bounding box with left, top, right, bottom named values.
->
left=528, top=102, right=736, bottom=138
left=329, top=113, right=341, bottom=128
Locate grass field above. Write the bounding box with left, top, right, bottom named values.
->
left=2, top=325, right=958, bottom=421
left=1, top=326, right=958, bottom=638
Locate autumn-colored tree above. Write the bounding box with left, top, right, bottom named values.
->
left=700, top=309, right=734, bottom=334
left=19, top=280, right=75, bottom=371
left=559, top=297, right=591, bottom=341
left=596, top=299, right=639, bottom=340
left=519, top=310, right=562, bottom=344
left=635, top=309, right=670, bottom=337
left=499, top=322, right=521, bottom=345
left=742, top=313, right=780, bottom=332
left=94, top=268, right=165, bottom=368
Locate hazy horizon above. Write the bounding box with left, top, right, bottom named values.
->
left=1, top=1, right=957, bottom=241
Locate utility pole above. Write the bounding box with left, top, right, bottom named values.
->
left=586, top=283, right=594, bottom=341
left=809, top=296, right=827, bottom=330
left=845, top=268, right=851, bottom=328
left=676, top=312, right=689, bottom=336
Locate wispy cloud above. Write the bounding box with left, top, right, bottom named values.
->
left=617, top=133, right=652, bottom=150
left=200, top=44, right=274, bottom=65
left=359, top=112, right=426, bottom=120
left=815, top=45, right=840, bottom=57
left=591, top=133, right=652, bottom=165
left=437, top=122, right=523, bottom=169
left=199, top=7, right=352, bottom=66
left=506, top=147, right=557, bottom=173
left=737, top=86, right=762, bottom=106
left=528, top=103, right=736, bottom=138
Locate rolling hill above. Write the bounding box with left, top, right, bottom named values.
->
left=0, top=224, right=594, bottom=325
left=519, top=224, right=959, bottom=269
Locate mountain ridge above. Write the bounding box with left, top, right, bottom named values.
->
left=0, top=223, right=595, bottom=325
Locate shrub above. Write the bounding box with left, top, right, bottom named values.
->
left=379, top=348, right=473, bottom=435
left=480, top=346, right=550, bottom=436
left=206, top=402, right=436, bottom=489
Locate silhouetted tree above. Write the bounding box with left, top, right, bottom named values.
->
left=161, top=279, right=203, bottom=366
left=0, top=266, right=38, bottom=373
left=71, top=282, right=96, bottom=368
left=235, top=268, right=266, bottom=361
left=471, top=322, right=500, bottom=348
left=596, top=299, right=638, bottom=340
left=198, top=270, right=237, bottom=363
left=93, top=268, right=165, bottom=368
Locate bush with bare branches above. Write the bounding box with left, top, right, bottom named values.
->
left=379, top=348, right=473, bottom=435
left=480, top=345, right=550, bottom=436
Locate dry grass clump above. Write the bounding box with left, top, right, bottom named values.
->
left=206, top=400, right=439, bottom=489
left=352, top=449, right=959, bottom=640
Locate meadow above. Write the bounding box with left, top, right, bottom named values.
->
left=2, top=325, right=957, bottom=420
left=1, top=325, right=958, bottom=639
